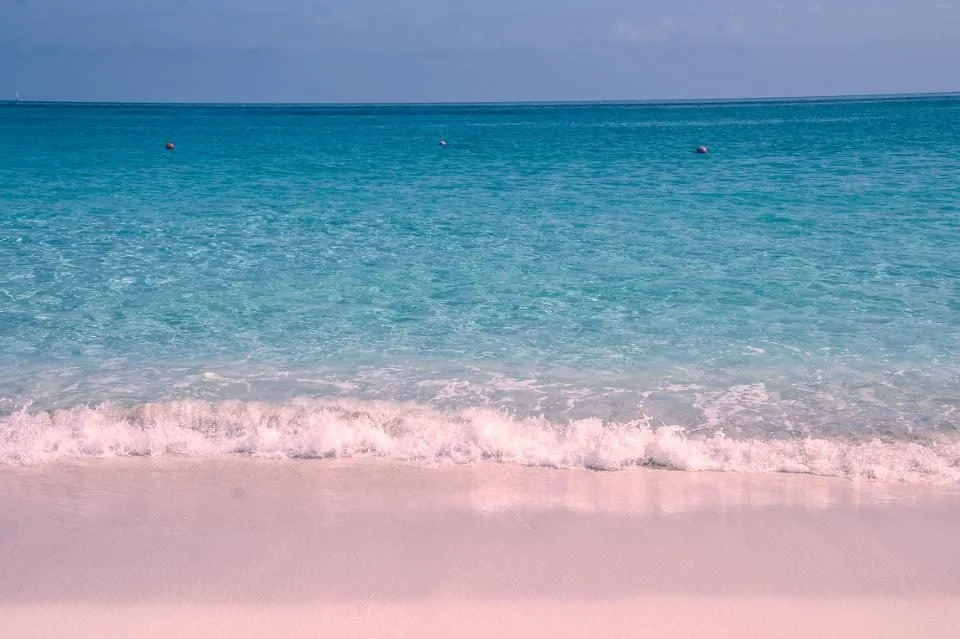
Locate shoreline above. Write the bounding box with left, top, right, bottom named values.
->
left=5, top=397, right=960, bottom=482
left=3, top=460, right=960, bottom=636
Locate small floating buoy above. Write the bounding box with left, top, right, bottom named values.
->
left=696, top=146, right=708, bottom=154
left=166, top=142, right=175, bottom=150
left=438, top=139, right=448, bottom=147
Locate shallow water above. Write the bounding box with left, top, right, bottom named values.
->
left=2, top=97, right=960, bottom=478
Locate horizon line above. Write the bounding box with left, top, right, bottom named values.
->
left=3, top=90, right=959, bottom=108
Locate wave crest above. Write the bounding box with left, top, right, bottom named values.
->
left=3, top=398, right=959, bottom=483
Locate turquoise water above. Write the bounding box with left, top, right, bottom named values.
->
left=2, top=97, right=960, bottom=478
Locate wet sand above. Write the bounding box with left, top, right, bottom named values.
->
left=2, top=459, right=960, bottom=638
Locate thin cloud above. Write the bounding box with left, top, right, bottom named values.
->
left=610, top=17, right=676, bottom=44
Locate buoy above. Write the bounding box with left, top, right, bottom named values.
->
left=696, top=146, right=708, bottom=154
left=438, top=139, right=448, bottom=147
left=166, top=142, right=175, bottom=150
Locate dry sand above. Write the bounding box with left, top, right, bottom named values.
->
left=2, top=459, right=960, bottom=638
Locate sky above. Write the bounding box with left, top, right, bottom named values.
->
left=1, top=0, right=958, bottom=103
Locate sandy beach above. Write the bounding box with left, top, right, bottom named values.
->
left=2, top=460, right=960, bottom=638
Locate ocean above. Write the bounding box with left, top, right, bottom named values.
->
left=2, top=96, right=959, bottom=481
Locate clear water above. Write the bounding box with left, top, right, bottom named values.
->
left=2, top=97, right=960, bottom=479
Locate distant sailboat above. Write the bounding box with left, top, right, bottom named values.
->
left=15, top=90, right=22, bottom=103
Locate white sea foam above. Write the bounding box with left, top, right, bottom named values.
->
left=694, top=383, right=772, bottom=428
left=2, top=398, right=959, bottom=483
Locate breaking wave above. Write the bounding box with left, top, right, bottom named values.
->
left=3, top=398, right=960, bottom=483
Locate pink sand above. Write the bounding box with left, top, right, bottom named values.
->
left=2, top=459, right=960, bottom=637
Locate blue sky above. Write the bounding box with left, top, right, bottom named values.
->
left=2, top=0, right=958, bottom=102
